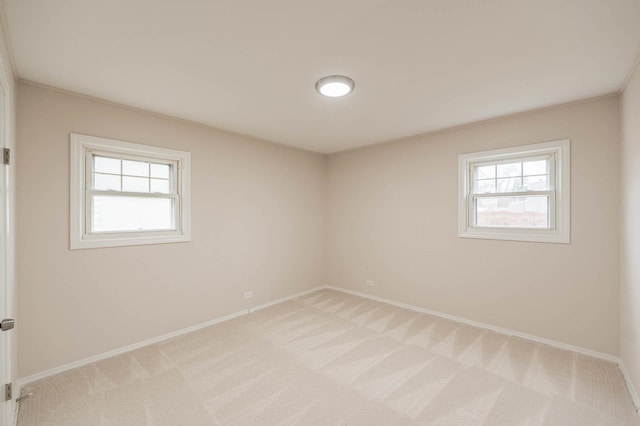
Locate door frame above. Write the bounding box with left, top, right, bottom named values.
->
left=0, top=46, right=14, bottom=426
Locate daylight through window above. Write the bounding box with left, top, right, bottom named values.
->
left=458, top=140, right=570, bottom=243
left=70, top=134, right=191, bottom=249
left=90, top=155, right=176, bottom=232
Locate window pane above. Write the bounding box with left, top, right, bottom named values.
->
left=94, top=156, right=120, bottom=174
left=123, top=176, right=149, bottom=192
left=523, top=159, right=548, bottom=176
left=497, top=162, right=521, bottom=178
left=474, top=179, right=496, bottom=193
left=92, top=195, right=174, bottom=232
left=123, top=160, right=149, bottom=177
left=496, top=177, right=522, bottom=193
left=475, top=196, right=549, bottom=228
left=475, top=165, right=495, bottom=179
left=94, top=173, right=121, bottom=191
left=150, top=178, right=170, bottom=194
left=523, top=175, right=549, bottom=191
left=151, top=163, right=171, bottom=179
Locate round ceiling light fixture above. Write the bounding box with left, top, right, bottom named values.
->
left=315, top=75, right=355, bottom=97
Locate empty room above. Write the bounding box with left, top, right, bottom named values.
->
left=0, top=0, right=639, bottom=425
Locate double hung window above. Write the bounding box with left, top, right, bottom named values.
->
left=70, top=134, right=191, bottom=249
left=458, top=140, right=570, bottom=243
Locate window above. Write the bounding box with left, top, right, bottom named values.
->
left=458, top=140, right=570, bottom=243
left=70, top=133, right=191, bottom=249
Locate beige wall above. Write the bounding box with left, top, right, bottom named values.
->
left=16, top=82, right=326, bottom=377
left=327, top=96, right=620, bottom=355
left=621, top=62, right=640, bottom=401
left=15, top=79, right=627, bottom=378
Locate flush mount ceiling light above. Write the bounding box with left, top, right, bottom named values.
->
left=315, top=75, right=355, bottom=97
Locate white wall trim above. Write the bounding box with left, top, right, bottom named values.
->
left=15, top=286, right=325, bottom=394
left=15, top=284, right=640, bottom=420
left=69, top=133, right=192, bottom=250
left=247, top=289, right=316, bottom=313
left=457, top=139, right=570, bottom=244
left=16, top=311, right=243, bottom=391
left=619, top=360, right=640, bottom=413
left=326, top=286, right=618, bottom=362
left=326, top=285, right=640, bottom=416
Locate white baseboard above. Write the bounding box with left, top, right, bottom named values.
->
left=248, top=287, right=319, bottom=313
left=14, top=283, right=640, bottom=420
left=325, top=286, right=620, bottom=363
left=326, top=285, right=640, bottom=416
left=15, top=285, right=325, bottom=393
left=619, top=360, right=640, bottom=413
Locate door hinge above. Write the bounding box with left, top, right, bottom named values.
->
left=2, top=148, right=9, bottom=165
left=0, top=318, right=15, bottom=332
left=5, top=383, right=11, bottom=401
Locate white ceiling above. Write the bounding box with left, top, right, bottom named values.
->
left=5, top=1, right=640, bottom=153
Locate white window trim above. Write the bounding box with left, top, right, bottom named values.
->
left=70, top=133, right=191, bottom=249
left=458, top=139, right=570, bottom=244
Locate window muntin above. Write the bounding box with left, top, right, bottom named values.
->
left=70, top=134, right=191, bottom=249
left=473, top=156, right=551, bottom=194
left=458, top=140, right=570, bottom=243
left=469, top=154, right=555, bottom=230
left=92, top=155, right=173, bottom=194
left=87, top=153, right=178, bottom=233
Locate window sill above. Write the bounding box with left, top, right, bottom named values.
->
left=458, top=228, right=569, bottom=244
left=70, top=232, right=190, bottom=250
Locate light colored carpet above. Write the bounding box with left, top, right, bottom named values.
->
left=17, top=289, right=640, bottom=425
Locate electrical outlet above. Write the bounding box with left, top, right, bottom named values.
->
left=366, top=280, right=375, bottom=287
left=244, top=291, right=254, bottom=299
